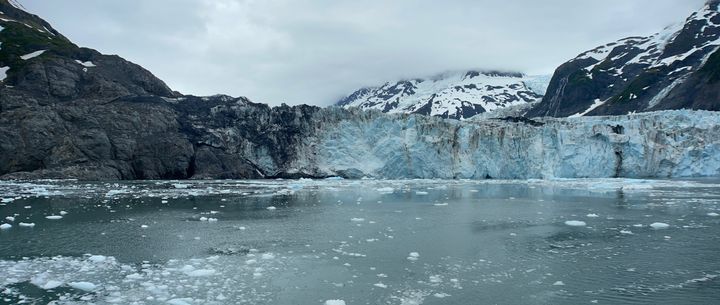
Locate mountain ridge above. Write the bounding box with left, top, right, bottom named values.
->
left=528, top=0, right=720, bottom=117
left=337, top=70, right=549, bottom=120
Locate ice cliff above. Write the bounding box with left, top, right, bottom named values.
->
left=291, top=109, right=720, bottom=179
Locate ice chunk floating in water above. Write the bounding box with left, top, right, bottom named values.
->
left=68, top=281, right=97, bottom=291
left=650, top=222, right=670, bottom=229
left=565, top=220, right=587, bottom=227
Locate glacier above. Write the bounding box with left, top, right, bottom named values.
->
left=280, top=109, right=720, bottom=179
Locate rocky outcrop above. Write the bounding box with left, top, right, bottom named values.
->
left=528, top=0, right=720, bottom=117
left=0, top=94, right=327, bottom=180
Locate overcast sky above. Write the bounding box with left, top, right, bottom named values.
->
left=20, top=0, right=706, bottom=106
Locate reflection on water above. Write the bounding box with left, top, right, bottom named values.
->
left=0, top=178, right=719, bottom=305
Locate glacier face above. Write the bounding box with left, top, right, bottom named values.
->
left=282, top=110, right=720, bottom=179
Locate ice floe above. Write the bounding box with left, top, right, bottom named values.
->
left=564, top=220, right=587, bottom=227
left=650, top=222, right=671, bottom=229
left=68, top=281, right=97, bottom=291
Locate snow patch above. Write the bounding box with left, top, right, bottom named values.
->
left=20, top=50, right=46, bottom=60
left=568, top=99, right=606, bottom=118
left=0, top=66, right=8, bottom=82
left=74, top=60, right=96, bottom=67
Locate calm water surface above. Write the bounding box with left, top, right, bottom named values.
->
left=0, top=179, right=719, bottom=305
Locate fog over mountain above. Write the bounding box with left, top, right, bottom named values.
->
left=19, top=0, right=704, bottom=105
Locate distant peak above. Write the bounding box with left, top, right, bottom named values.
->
left=0, top=0, right=29, bottom=14
left=706, top=0, right=720, bottom=10
left=4, top=0, right=25, bottom=9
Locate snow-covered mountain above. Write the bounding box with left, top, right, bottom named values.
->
left=337, top=71, right=550, bottom=120
left=529, top=0, right=720, bottom=117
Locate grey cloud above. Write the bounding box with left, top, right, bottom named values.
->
left=21, top=0, right=706, bottom=105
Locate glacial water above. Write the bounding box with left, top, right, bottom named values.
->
left=0, top=179, right=719, bottom=305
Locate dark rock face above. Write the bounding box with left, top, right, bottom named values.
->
left=0, top=92, right=339, bottom=180
left=528, top=0, right=720, bottom=117
left=0, top=3, right=174, bottom=106
left=0, top=1, right=328, bottom=180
